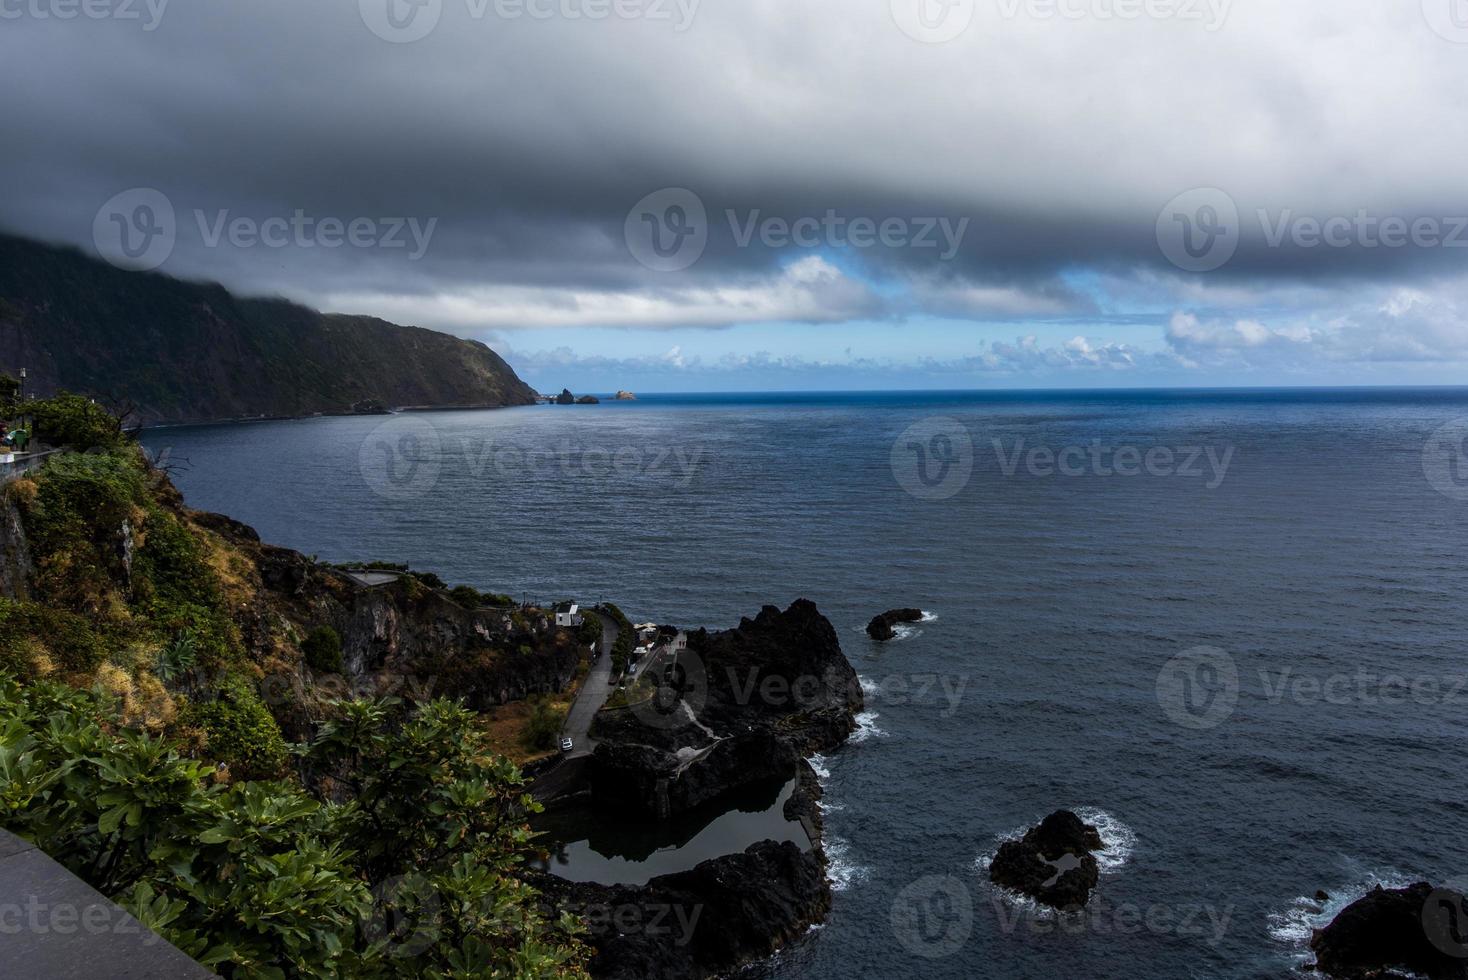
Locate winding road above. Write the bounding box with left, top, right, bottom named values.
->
left=558, top=612, right=618, bottom=759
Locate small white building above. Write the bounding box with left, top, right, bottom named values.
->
left=554, top=602, right=582, bottom=628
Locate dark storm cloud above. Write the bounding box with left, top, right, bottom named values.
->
left=3, top=0, right=1468, bottom=334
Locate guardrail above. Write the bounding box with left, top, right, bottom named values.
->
left=0, top=448, right=66, bottom=484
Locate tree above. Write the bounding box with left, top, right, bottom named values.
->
left=0, top=678, right=588, bottom=979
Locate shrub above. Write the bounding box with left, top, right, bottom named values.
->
left=0, top=599, right=106, bottom=676
left=521, top=696, right=565, bottom=750
left=181, top=676, right=290, bottom=780
left=28, top=392, right=126, bottom=451
left=301, top=625, right=343, bottom=674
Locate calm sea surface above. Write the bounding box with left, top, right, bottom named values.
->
left=143, top=388, right=1468, bottom=979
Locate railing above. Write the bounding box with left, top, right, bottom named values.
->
left=0, top=448, right=66, bottom=484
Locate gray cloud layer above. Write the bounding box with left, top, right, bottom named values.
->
left=4, top=0, right=1468, bottom=366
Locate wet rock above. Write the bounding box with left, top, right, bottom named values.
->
left=865, top=608, right=924, bottom=641
left=1309, top=883, right=1468, bottom=979
left=988, top=810, right=1104, bottom=909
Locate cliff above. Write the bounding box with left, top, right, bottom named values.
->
left=0, top=233, right=538, bottom=425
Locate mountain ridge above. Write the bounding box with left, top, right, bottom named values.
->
left=0, top=232, right=537, bottom=425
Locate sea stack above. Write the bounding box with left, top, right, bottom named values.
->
left=988, top=810, right=1105, bottom=909
left=866, top=608, right=925, bottom=641
left=1309, top=883, right=1468, bottom=979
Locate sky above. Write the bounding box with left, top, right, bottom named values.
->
left=4, top=0, right=1468, bottom=392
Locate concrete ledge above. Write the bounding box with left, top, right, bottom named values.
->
left=0, top=829, right=215, bottom=979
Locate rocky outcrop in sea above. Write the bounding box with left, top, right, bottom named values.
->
left=988, top=810, right=1105, bottom=909
left=866, top=607, right=924, bottom=641
left=1309, top=883, right=1468, bottom=979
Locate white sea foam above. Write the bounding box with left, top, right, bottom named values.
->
left=848, top=711, right=887, bottom=743
left=825, top=836, right=869, bottom=892
left=1072, top=807, right=1136, bottom=873
left=976, top=808, right=1136, bottom=889
left=919, top=610, right=938, bottom=622
left=1267, top=870, right=1416, bottom=952
left=807, top=753, right=830, bottom=781
left=859, top=675, right=879, bottom=696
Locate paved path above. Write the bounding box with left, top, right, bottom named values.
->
left=559, top=612, right=618, bottom=758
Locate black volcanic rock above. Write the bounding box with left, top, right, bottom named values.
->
left=534, top=838, right=829, bottom=980
left=866, top=607, right=924, bottom=641
left=0, top=233, right=537, bottom=425
left=1310, top=883, right=1468, bottom=979
left=576, top=395, right=601, bottom=404
left=988, top=810, right=1104, bottom=909
left=555, top=388, right=576, bottom=405
left=588, top=599, right=863, bottom=819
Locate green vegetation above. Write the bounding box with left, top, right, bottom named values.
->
left=448, top=585, right=516, bottom=610
left=0, top=678, right=588, bottom=978
left=29, top=391, right=128, bottom=451
left=598, top=603, right=635, bottom=675
left=179, top=676, right=291, bottom=781
left=302, top=625, right=344, bottom=674
left=0, top=403, right=588, bottom=977
left=520, top=696, right=565, bottom=751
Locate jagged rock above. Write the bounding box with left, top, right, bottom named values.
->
left=555, top=388, right=576, bottom=405
left=533, top=790, right=830, bottom=980
left=588, top=600, right=862, bottom=821
left=615, top=390, right=637, bottom=400
left=1310, top=883, right=1468, bottom=979
left=865, top=607, right=924, bottom=641
left=989, top=810, right=1104, bottom=909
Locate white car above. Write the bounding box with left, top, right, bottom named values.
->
left=559, top=737, right=574, bottom=753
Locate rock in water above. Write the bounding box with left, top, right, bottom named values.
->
left=865, top=608, right=924, bottom=641
left=576, top=395, right=601, bottom=404
left=988, top=810, right=1105, bottom=909
left=555, top=388, right=576, bottom=405
left=1310, top=883, right=1468, bottom=979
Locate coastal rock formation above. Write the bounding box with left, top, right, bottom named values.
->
left=535, top=762, right=830, bottom=980
left=1310, top=883, right=1468, bottom=979
left=866, top=607, right=924, bottom=641
left=577, top=395, right=601, bottom=404
left=555, top=388, right=576, bottom=405
left=0, top=233, right=537, bottom=425
left=615, top=390, right=637, bottom=400
left=589, top=599, right=862, bottom=818
left=988, top=810, right=1104, bottom=909
left=190, top=509, right=582, bottom=740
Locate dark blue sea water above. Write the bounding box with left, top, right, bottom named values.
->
left=142, top=388, right=1468, bottom=980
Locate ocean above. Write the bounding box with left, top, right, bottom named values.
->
left=142, top=388, right=1468, bottom=979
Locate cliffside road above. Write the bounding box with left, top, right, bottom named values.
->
left=560, top=614, right=618, bottom=758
